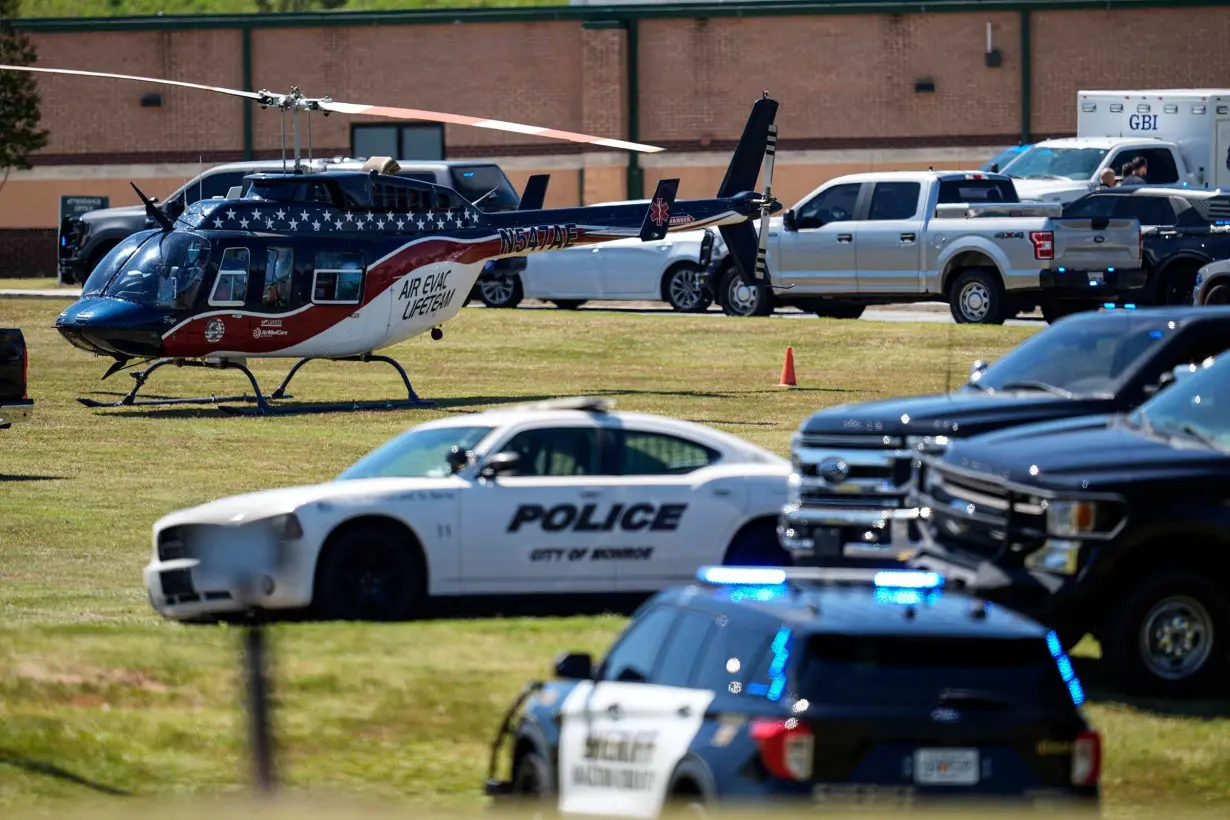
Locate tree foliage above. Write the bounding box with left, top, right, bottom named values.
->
left=0, top=0, right=49, bottom=175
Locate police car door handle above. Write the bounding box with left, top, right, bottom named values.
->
left=579, top=489, right=603, bottom=499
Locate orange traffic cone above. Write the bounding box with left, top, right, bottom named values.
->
left=779, top=346, right=797, bottom=386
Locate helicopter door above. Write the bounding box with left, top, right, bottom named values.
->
left=203, top=245, right=255, bottom=348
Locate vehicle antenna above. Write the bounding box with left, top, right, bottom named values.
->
left=279, top=107, right=287, bottom=173
left=198, top=155, right=203, bottom=205
left=306, top=107, right=313, bottom=166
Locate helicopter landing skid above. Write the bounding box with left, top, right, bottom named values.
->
left=216, top=354, right=435, bottom=417
left=78, top=358, right=281, bottom=410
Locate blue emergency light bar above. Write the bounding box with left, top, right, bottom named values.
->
left=696, top=566, right=945, bottom=589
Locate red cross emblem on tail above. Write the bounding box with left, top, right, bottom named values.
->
left=650, top=197, right=670, bottom=227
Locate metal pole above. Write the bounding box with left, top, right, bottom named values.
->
left=625, top=16, right=642, bottom=200
left=243, top=624, right=276, bottom=794
left=241, top=27, right=253, bottom=161
left=292, top=107, right=302, bottom=169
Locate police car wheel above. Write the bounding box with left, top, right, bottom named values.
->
left=948, top=269, right=1006, bottom=325
left=1205, top=284, right=1230, bottom=305
left=722, top=519, right=790, bottom=567
left=314, top=525, right=424, bottom=622
left=479, top=274, right=524, bottom=309
left=1101, top=568, right=1230, bottom=697
left=512, top=750, right=555, bottom=800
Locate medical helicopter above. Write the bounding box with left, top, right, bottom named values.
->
left=1, top=64, right=783, bottom=416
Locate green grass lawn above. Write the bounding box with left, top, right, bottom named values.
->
left=1, top=298, right=1228, bottom=817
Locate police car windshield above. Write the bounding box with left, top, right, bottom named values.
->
left=1132, top=355, right=1230, bottom=453
left=794, top=634, right=1075, bottom=711
left=1001, top=146, right=1108, bottom=180
left=965, top=313, right=1167, bottom=397
left=337, top=425, right=494, bottom=480
left=81, top=231, right=151, bottom=297
left=102, top=232, right=212, bottom=310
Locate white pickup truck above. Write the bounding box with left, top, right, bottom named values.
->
left=706, top=171, right=1144, bottom=324
left=1005, top=137, right=1198, bottom=204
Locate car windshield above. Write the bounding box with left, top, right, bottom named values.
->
left=794, top=634, right=1076, bottom=711
left=81, top=231, right=154, bottom=297
left=1002, top=146, right=1108, bottom=181
left=101, top=231, right=211, bottom=310
left=1130, top=356, right=1230, bottom=453
left=965, top=313, right=1170, bottom=397
left=979, top=146, right=1024, bottom=172
left=337, top=425, right=494, bottom=480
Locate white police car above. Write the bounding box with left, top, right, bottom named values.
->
left=144, top=398, right=792, bottom=621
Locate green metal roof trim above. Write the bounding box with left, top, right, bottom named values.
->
left=14, top=0, right=1226, bottom=32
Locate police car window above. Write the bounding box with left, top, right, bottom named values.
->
left=499, top=427, right=599, bottom=477
left=1062, top=195, right=1115, bottom=219
left=653, top=610, right=716, bottom=687
left=693, top=619, right=772, bottom=695
left=600, top=607, right=676, bottom=683
left=1112, top=196, right=1177, bottom=226
left=794, top=634, right=1075, bottom=710
left=337, top=425, right=494, bottom=480
left=615, top=431, right=718, bottom=476
left=866, top=182, right=920, bottom=220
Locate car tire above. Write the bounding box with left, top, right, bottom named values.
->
left=812, top=301, right=865, bottom=320
left=718, top=265, right=774, bottom=317
left=1203, top=284, right=1230, bottom=305
left=662, top=262, right=713, bottom=313
left=1156, top=261, right=1203, bottom=307
left=512, top=750, right=555, bottom=801
left=948, top=268, right=1006, bottom=325
left=551, top=300, right=586, bottom=310
left=1100, top=568, right=1230, bottom=697
left=314, top=523, right=425, bottom=622
left=722, top=519, right=790, bottom=567
left=479, top=274, right=524, bottom=309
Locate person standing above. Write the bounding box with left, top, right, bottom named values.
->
left=1099, top=168, right=1117, bottom=188
left=1121, top=158, right=1147, bottom=186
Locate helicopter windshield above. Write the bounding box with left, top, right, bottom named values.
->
left=81, top=230, right=154, bottom=298
left=102, top=231, right=212, bottom=311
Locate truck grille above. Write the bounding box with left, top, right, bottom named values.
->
left=795, top=434, right=914, bottom=507
left=919, top=466, right=1047, bottom=561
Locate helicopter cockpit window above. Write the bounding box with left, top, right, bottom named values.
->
left=81, top=231, right=148, bottom=298
left=103, top=232, right=211, bottom=311
left=209, top=247, right=250, bottom=307
left=263, top=246, right=294, bottom=308
left=312, top=250, right=364, bottom=305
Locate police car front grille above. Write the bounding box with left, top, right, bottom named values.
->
left=921, top=468, right=1046, bottom=560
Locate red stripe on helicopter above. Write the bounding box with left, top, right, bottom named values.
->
left=162, top=235, right=503, bottom=358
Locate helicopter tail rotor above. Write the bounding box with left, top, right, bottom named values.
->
left=716, top=93, right=783, bottom=287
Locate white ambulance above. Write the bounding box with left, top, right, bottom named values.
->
left=1005, top=89, right=1230, bottom=203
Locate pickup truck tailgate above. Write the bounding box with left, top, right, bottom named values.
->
left=1050, top=217, right=1141, bottom=271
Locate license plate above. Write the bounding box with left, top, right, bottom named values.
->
left=914, top=748, right=979, bottom=785
left=812, top=527, right=842, bottom=556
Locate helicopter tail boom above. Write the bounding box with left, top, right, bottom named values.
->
left=716, top=94, right=780, bottom=285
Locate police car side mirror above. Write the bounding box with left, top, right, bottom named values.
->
left=479, top=450, right=521, bottom=479
left=554, top=652, right=593, bottom=680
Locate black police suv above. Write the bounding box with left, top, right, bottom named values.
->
left=1062, top=187, right=1230, bottom=308
left=486, top=567, right=1100, bottom=814
left=783, top=306, right=1230, bottom=569
left=911, top=343, right=1230, bottom=697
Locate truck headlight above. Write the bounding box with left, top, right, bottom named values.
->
left=1025, top=540, right=1082, bottom=575
left=786, top=474, right=802, bottom=508
left=1045, top=499, right=1123, bottom=538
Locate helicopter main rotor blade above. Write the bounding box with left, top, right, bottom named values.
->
left=0, top=63, right=264, bottom=101
left=321, top=100, right=664, bottom=153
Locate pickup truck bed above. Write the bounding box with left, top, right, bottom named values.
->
left=0, top=329, right=33, bottom=429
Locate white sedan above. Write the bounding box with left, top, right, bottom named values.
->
left=476, top=202, right=715, bottom=312
left=144, top=398, right=790, bottom=622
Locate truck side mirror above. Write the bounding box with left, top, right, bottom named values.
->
left=783, top=210, right=798, bottom=231
left=554, top=652, right=593, bottom=680
left=990, top=162, right=999, bottom=173
left=445, top=446, right=473, bottom=474
left=479, top=450, right=521, bottom=479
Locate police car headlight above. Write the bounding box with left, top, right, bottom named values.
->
left=1044, top=499, right=1123, bottom=539
left=266, top=513, right=304, bottom=541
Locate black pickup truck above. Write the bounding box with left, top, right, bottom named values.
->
left=1060, top=187, right=1230, bottom=307
left=780, top=306, right=1230, bottom=568
left=911, top=313, right=1230, bottom=697
left=0, top=329, right=33, bottom=429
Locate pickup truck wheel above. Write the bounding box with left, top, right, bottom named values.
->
left=478, top=274, right=523, bottom=309
left=1157, top=262, right=1202, bottom=306
left=551, top=300, right=586, bottom=310
left=719, top=266, right=774, bottom=317
left=662, top=262, right=713, bottom=313
left=949, top=269, right=1006, bottom=325
left=1100, top=569, right=1230, bottom=696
